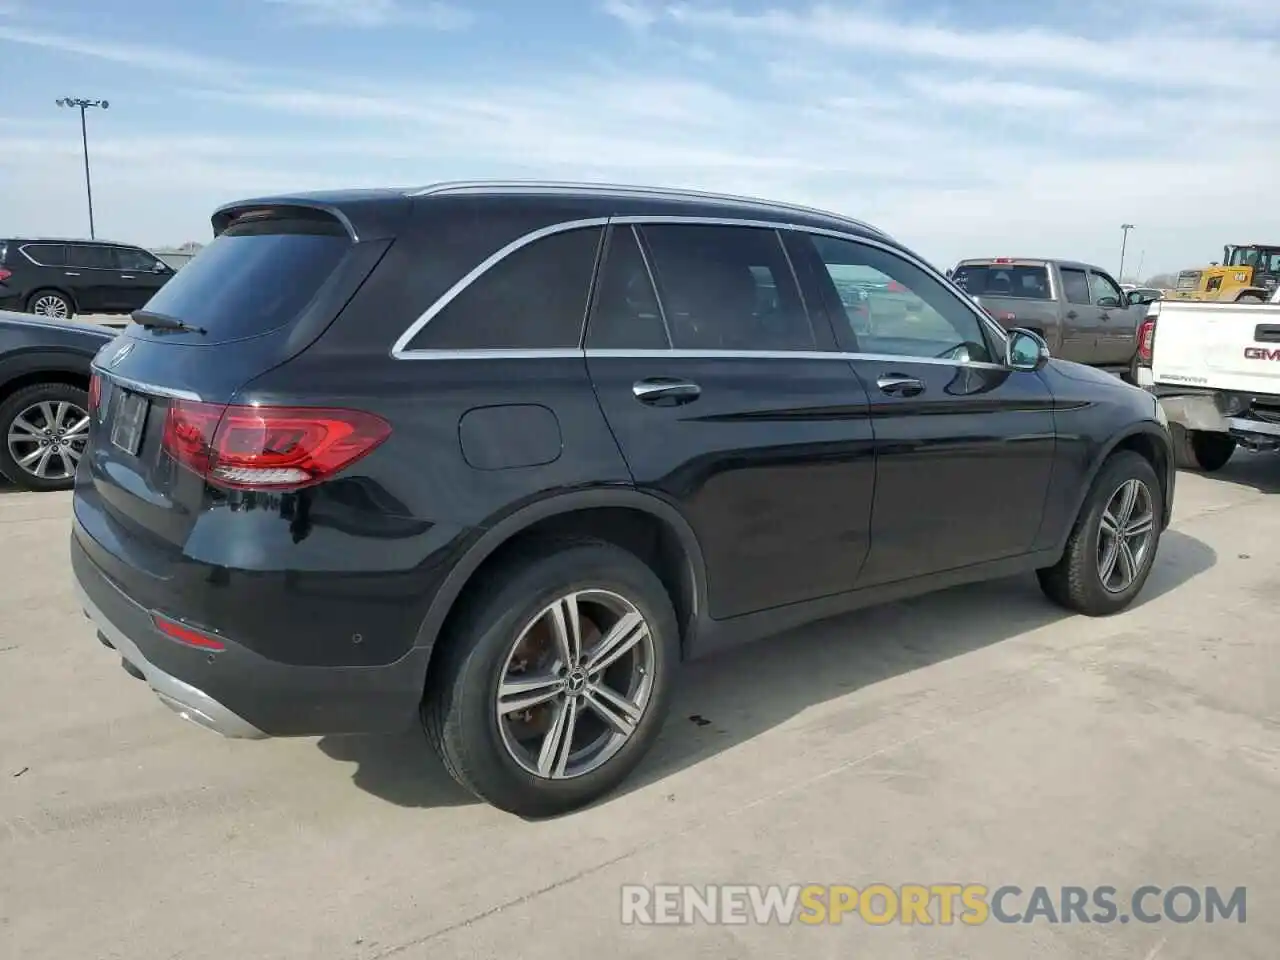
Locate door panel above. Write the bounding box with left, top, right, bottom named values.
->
left=1056, top=265, right=1101, bottom=364
left=589, top=354, right=876, bottom=618
left=793, top=231, right=1058, bottom=586
left=584, top=223, right=873, bottom=619
left=848, top=358, right=1056, bottom=585
left=1089, top=269, right=1137, bottom=364
left=65, top=244, right=117, bottom=312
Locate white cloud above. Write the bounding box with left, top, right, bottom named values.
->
left=1, top=2, right=1277, bottom=277
left=263, top=0, right=473, bottom=29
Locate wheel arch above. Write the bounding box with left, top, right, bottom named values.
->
left=0, top=351, right=94, bottom=406
left=1061, top=421, right=1173, bottom=551
left=414, top=488, right=709, bottom=677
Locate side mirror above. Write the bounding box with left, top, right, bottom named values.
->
left=1006, top=327, right=1049, bottom=371
left=1097, top=295, right=1120, bottom=308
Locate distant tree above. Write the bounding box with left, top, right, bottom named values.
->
left=177, top=241, right=204, bottom=254
left=1143, top=272, right=1179, bottom=289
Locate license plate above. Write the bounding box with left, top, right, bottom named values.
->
left=110, top=390, right=150, bottom=456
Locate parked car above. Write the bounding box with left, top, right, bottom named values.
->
left=949, top=258, right=1144, bottom=379
left=0, top=237, right=175, bottom=319
left=1135, top=286, right=1280, bottom=470
left=0, top=310, right=118, bottom=491
left=72, top=183, right=1175, bottom=817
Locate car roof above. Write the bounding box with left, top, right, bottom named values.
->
left=214, top=180, right=893, bottom=246
left=955, top=257, right=1108, bottom=273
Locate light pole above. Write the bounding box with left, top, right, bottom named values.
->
left=1119, top=223, right=1135, bottom=282
left=55, top=97, right=109, bottom=240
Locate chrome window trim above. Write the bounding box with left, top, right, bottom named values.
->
left=90, top=365, right=204, bottom=402
left=392, top=214, right=1009, bottom=361
left=18, top=243, right=58, bottom=267
left=629, top=224, right=674, bottom=346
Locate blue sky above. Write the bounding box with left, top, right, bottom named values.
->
left=2, top=0, right=1277, bottom=277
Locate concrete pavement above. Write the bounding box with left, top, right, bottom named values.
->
left=0, top=457, right=1277, bottom=959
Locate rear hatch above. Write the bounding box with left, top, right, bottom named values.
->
left=949, top=259, right=1059, bottom=332
left=1151, top=299, right=1280, bottom=395
left=78, top=199, right=400, bottom=560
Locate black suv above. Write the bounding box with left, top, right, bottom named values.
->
left=71, top=183, right=1175, bottom=817
left=0, top=238, right=175, bottom=319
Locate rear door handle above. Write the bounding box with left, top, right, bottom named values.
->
left=1100, top=312, right=1110, bottom=320
left=876, top=374, right=925, bottom=397
left=632, top=378, right=701, bottom=406
left=64, top=271, right=81, bottom=277
left=119, top=274, right=135, bottom=280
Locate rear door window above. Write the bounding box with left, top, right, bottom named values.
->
left=587, top=226, right=669, bottom=350
left=117, top=247, right=162, bottom=272
left=22, top=243, right=66, bottom=267
left=139, top=217, right=353, bottom=341
left=68, top=244, right=118, bottom=269
left=1060, top=268, right=1092, bottom=305
left=638, top=224, right=814, bottom=351
left=950, top=264, right=1051, bottom=300
left=406, top=226, right=603, bottom=351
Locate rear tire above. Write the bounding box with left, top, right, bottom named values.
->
left=423, top=539, right=679, bottom=818
left=1171, top=424, right=1235, bottom=472
left=1235, top=293, right=1265, bottom=304
left=1037, top=451, right=1163, bottom=616
left=26, top=289, right=74, bottom=319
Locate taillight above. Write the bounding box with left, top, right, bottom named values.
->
left=0, top=268, right=12, bottom=283
left=1137, top=317, right=1157, bottom=365
left=161, top=401, right=391, bottom=490
left=88, top=373, right=102, bottom=412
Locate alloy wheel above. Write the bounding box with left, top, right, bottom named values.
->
left=32, top=295, right=70, bottom=319
left=6, top=400, right=90, bottom=481
left=496, top=589, right=656, bottom=780
left=1096, top=478, right=1155, bottom=593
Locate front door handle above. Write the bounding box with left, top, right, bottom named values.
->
left=1065, top=310, right=1078, bottom=320
left=876, top=374, right=925, bottom=397
left=632, top=378, right=702, bottom=406
left=64, top=271, right=81, bottom=277
left=119, top=274, right=135, bottom=280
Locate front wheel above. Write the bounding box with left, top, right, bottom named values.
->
left=1037, top=451, right=1163, bottom=616
left=0, top=382, right=91, bottom=491
left=423, top=539, right=679, bottom=817
left=1236, top=293, right=1265, bottom=304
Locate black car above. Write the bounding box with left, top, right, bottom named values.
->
left=0, top=237, right=175, bottom=319
left=71, top=182, right=1175, bottom=817
left=0, top=310, right=118, bottom=491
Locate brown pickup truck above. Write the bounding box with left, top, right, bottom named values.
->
left=947, top=258, right=1143, bottom=378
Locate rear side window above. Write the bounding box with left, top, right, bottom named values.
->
left=68, top=244, right=118, bottom=269
left=1060, top=268, right=1091, bottom=304
left=407, top=226, right=603, bottom=351
left=140, top=217, right=351, bottom=340
left=22, top=243, right=66, bottom=267
left=950, top=264, right=1051, bottom=300
left=587, top=226, right=669, bottom=350
left=640, top=224, right=813, bottom=351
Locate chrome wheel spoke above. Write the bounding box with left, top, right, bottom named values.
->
left=34, top=446, right=54, bottom=477
left=1115, top=480, right=1140, bottom=526
left=498, top=673, right=564, bottom=715
left=17, top=446, right=45, bottom=467
left=584, top=611, right=647, bottom=675
left=549, top=594, right=583, bottom=668
left=584, top=682, right=642, bottom=734
left=1124, top=513, right=1153, bottom=538
left=1116, top=539, right=1137, bottom=587
left=1099, top=538, right=1121, bottom=586
left=9, top=414, right=41, bottom=437
left=63, top=415, right=91, bottom=439
left=536, top=697, right=579, bottom=778
left=1100, top=508, right=1121, bottom=538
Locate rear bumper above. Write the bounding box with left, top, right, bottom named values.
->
left=1145, top=383, right=1280, bottom=442
left=71, top=522, right=431, bottom=737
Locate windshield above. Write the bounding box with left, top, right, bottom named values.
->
left=950, top=264, right=1052, bottom=300
left=138, top=218, right=351, bottom=342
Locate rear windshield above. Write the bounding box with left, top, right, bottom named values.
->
left=139, top=218, right=351, bottom=341
left=951, top=264, right=1052, bottom=300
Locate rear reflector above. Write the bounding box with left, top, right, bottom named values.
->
left=161, top=401, right=391, bottom=491
left=152, top=613, right=226, bottom=651
left=88, top=373, right=102, bottom=413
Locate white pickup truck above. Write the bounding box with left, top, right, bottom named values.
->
left=1135, top=286, right=1280, bottom=470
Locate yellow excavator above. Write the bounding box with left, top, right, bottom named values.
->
left=1166, top=243, right=1280, bottom=302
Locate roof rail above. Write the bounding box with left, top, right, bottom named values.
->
left=407, top=180, right=886, bottom=237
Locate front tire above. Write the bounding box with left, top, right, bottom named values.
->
left=0, top=382, right=91, bottom=492
left=1037, top=451, right=1163, bottom=616
left=423, top=539, right=679, bottom=817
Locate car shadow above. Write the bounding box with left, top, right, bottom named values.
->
left=1194, top=450, right=1280, bottom=495
left=315, top=529, right=1216, bottom=812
